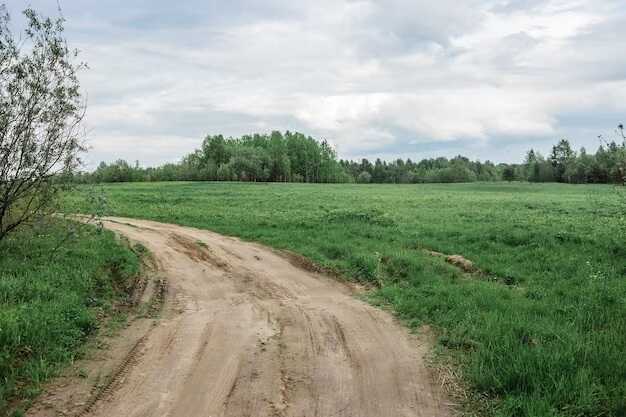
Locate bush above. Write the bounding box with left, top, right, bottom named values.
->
left=426, top=165, right=477, bottom=183
left=357, top=171, right=372, bottom=183
left=217, top=164, right=235, bottom=181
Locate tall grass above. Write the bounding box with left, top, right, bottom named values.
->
left=0, top=219, right=139, bottom=414
left=66, top=182, right=626, bottom=417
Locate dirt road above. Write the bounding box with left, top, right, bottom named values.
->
left=58, top=217, right=452, bottom=417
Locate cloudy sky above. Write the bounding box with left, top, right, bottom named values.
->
left=8, top=0, right=626, bottom=168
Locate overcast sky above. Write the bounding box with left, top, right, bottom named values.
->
left=8, top=0, right=626, bottom=168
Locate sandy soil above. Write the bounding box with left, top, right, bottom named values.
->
left=29, top=217, right=452, bottom=417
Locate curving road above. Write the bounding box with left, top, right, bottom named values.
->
left=81, top=217, right=452, bottom=417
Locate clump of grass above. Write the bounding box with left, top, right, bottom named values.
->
left=132, top=242, right=149, bottom=256
left=0, top=219, right=139, bottom=413
left=346, top=253, right=379, bottom=283
left=323, top=208, right=397, bottom=227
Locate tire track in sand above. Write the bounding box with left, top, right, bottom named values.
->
left=76, top=217, right=454, bottom=417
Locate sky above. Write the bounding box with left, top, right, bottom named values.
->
left=7, top=0, right=626, bottom=168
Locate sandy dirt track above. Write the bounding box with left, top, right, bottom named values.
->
left=70, top=217, right=452, bottom=417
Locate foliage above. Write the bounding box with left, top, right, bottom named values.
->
left=521, top=132, right=626, bottom=184
left=502, top=165, right=516, bottom=182
left=66, top=181, right=626, bottom=417
left=0, top=219, right=139, bottom=413
left=75, top=131, right=503, bottom=184
left=357, top=171, right=372, bottom=183
left=77, top=127, right=626, bottom=186
left=0, top=7, right=85, bottom=241
left=550, top=139, right=576, bottom=182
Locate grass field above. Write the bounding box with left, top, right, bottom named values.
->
left=0, top=219, right=139, bottom=415
left=66, top=182, right=626, bottom=417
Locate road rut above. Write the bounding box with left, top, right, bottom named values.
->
left=80, top=217, right=452, bottom=417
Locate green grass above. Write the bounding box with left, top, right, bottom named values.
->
left=0, top=219, right=139, bottom=415
left=65, top=182, right=626, bottom=417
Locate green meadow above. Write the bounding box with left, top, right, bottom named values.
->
left=0, top=220, right=139, bottom=414
left=65, top=181, right=626, bottom=417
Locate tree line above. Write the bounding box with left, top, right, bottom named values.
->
left=76, top=128, right=626, bottom=185
left=509, top=128, right=626, bottom=183
left=74, top=131, right=506, bottom=184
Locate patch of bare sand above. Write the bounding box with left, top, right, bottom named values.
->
left=28, top=217, right=454, bottom=417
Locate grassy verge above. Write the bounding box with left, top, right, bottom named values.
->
left=0, top=219, right=139, bottom=415
left=66, top=182, right=626, bottom=417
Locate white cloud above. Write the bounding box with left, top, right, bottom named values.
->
left=10, top=0, right=626, bottom=166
